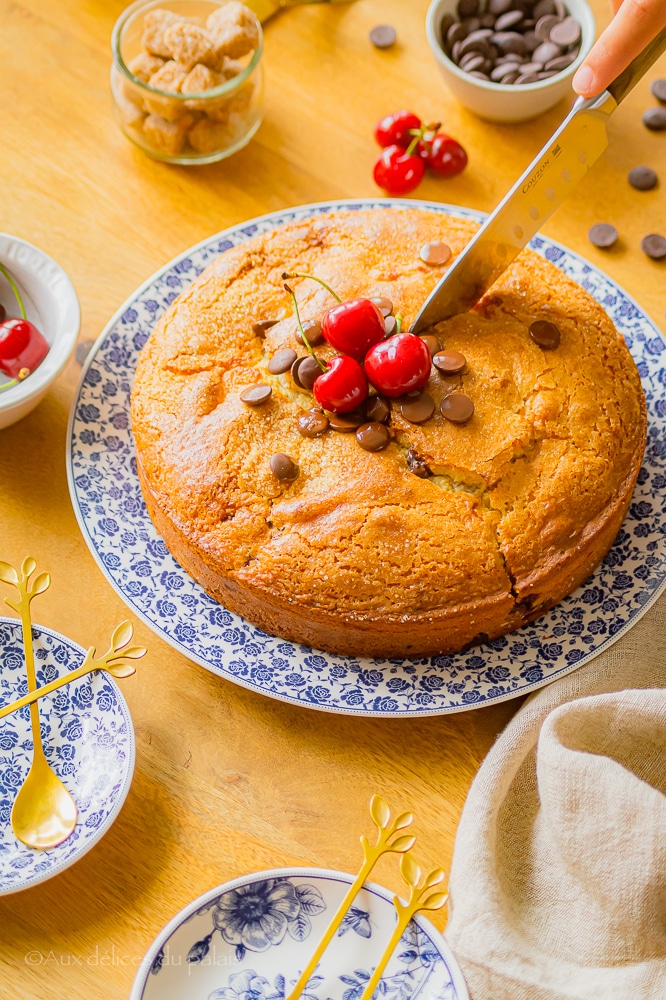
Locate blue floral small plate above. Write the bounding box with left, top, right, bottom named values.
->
left=130, top=867, right=468, bottom=1000
left=0, top=617, right=134, bottom=894
left=67, top=199, right=666, bottom=717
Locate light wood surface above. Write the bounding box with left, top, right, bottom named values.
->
left=0, top=1, right=664, bottom=996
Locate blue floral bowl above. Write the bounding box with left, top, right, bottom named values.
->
left=131, top=868, right=468, bottom=1000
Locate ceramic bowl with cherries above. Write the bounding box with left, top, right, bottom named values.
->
left=0, top=235, right=80, bottom=430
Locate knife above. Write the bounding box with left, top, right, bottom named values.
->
left=410, top=28, right=666, bottom=334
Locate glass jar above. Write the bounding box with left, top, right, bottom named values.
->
left=111, top=0, right=264, bottom=165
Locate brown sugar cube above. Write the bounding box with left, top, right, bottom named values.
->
left=111, top=66, right=146, bottom=126
left=181, top=62, right=225, bottom=110
left=128, top=52, right=165, bottom=83
left=206, top=78, right=254, bottom=122
left=142, top=9, right=183, bottom=57
left=206, top=1, right=259, bottom=60
left=145, top=60, right=189, bottom=119
left=220, top=57, right=244, bottom=78
left=188, top=117, right=233, bottom=153
left=163, top=21, right=214, bottom=72
left=143, top=112, right=194, bottom=155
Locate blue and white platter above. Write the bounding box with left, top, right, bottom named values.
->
left=130, top=867, right=468, bottom=1000
left=0, top=617, right=134, bottom=893
left=67, top=199, right=666, bottom=718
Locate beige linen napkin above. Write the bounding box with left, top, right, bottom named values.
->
left=444, top=590, right=666, bottom=1000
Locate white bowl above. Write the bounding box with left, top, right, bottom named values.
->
left=0, top=233, right=81, bottom=429
left=426, top=0, right=595, bottom=123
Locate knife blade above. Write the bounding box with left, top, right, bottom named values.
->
left=410, top=27, right=666, bottom=334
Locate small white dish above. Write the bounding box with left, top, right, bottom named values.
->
left=131, top=867, right=468, bottom=1000
left=0, top=617, right=135, bottom=894
left=426, top=0, right=595, bottom=123
left=0, top=233, right=81, bottom=429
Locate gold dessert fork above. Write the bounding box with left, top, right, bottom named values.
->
left=0, top=557, right=78, bottom=850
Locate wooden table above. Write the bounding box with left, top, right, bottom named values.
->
left=0, top=1, right=664, bottom=996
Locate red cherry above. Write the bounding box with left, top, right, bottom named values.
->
left=373, top=145, right=425, bottom=196
left=365, top=333, right=431, bottom=397
left=374, top=110, right=422, bottom=149
left=0, top=318, right=49, bottom=379
left=321, top=298, right=386, bottom=360
left=419, top=133, right=468, bottom=178
left=313, top=356, right=368, bottom=413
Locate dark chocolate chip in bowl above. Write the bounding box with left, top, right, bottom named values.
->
left=366, top=395, right=391, bottom=423
left=628, top=166, right=658, bottom=191
left=268, top=348, right=297, bottom=374
left=515, top=72, right=540, bottom=84
left=447, top=21, right=468, bottom=47
left=384, top=315, right=397, bottom=337
left=420, top=334, right=441, bottom=356
left=371, top=296, right=393, bottom=317
left=588, top=223, right=618, bottom=248
left=240, top=384, right=272, bottom=405
left=328, top=409, right=366, bottom=432
left=491, top=61, right=522, bottom=81
left=535, top=13, right=559, bottom=40
left=533, top=0, right=557, bottom=17
left=532, top=41, right=561, bottom=64
left=494, top=10, right=523, bottom=31
left=296, top=356, right=322, bottom=391
left=406, top=446, right=432, bottom=478
left=296, top=318, right=323, bottom=346
left=420, top=241, right=452, bottom=265
left=641, top=233, right=666, bottom=260
left=543, top=51, right=577, bottom=71
left=489, top=0, right=513, bottom=14
left=252, top=319, right=278, bottom=337
left=457, top=0, right=480, bottom=17
left=439, top=12, right=455, bottom=46
left=529, top=319, right=561, bottom=349
left=297, top=409, right=329, bottom=438
left=398, top=392, right=435, bottom=424
left=549, top=16, right=581, bottom=47
left=651, top=79, right=666, bottom=103
left=356, top=421, right=391, bottom=452
left=441, top=392, right=474, bottom=424
left=643, top=107, right=666, bottom=131
left=460, top=53, right=487, bottom=72
left=369, top=24, right=397, bottom=49
left=433, top=349, right=466, bottom=374
left=492, top=31, right=529, bottom=55
left=270, top=453, right=299, bottom=481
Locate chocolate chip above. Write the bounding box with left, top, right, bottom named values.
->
left=419, top=241, right=452, bottom=265
left=460, top=28, right=494, bottom=55
left=356, top=421, right=391, bottom=452
left=457, top=0, right=480, bottom=17
left=588, top=223, right=618, bottom=248
left=384, top=315, right=397, bottom=337
left=543, top=51, right=577, bottom=70
left=328, top=409, right=366, bottom=432
left=651, top=79, right=666, bottom=103
left=529, top=319, right=560, bottom=349
left=532, top=40, right=560, bottom=64
left=420, top=334, right=441, bottom=356
left=297, top=409, right=329, bottom=438
left=270, top=453, right=299, bottom=481
left=296, top=319, right=323, bottom=347
left=406, top=446, right=432, bottom=478
left=447, top=22, right=468, bottom=47
left=460, top=53, right=487, bottom=72
left=641, top=234, right=666, bottom=260
left=366, top=395, right=391, bottom=423
left=441, top=392, right=474, bottom=423
left=535, top=13, right=559, bottom=39
left=491, top=60, right=520, bottom=80
left=268, top=348, right=297, bottom=374
left=489, top=0, right=513, bottom=13
left=554, top=0, right=567, bottom=18
left=371, top=296, right=393, bottom=318
left=533, top=0, right=556, bottom=16
left=252, top=319, right=278, bottom=337
left=439, top=12, right=455, bottom=46
left=398, top=392, right=435, bottom=424
left=643, top=107, right=666, bottom=131
left=494, top=10, right=523, bottom=31
left=549, top=16, right=580, bottom=47
left=492, top=31, right=529, bottom=55
left=240, top=384, right=272, bottom=405
left=515, top=72, right=540, bottom=84
left=369, top=24, right=397, bottom=49
left=628, top=166, right=658, bottom=191
left=433, top=349, right=467, bottom=374
left=480, top=13, right=498, bottom=28
left=75, top=338, right=95, bottom=366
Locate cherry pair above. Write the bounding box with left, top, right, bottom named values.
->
left=373, top=110, right=468, bottom=196
left=0, top=263, right=49, bottom=391
left=283, top=273, right=432, bottom=414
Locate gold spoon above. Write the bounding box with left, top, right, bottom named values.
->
left=0, top=621, right=145, bottom=721
left=359, top=854, right=448, bottom=1000
left=0, top=558, right=78, bottom=849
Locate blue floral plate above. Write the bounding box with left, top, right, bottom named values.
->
left=130, top=867, right=468, bottom=1000
left=0, top=617, right=134, bottom=894
left=67, top=199, right=666, bottom=717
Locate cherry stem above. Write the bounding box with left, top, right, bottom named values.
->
left=281, top=271, right=342, bottom=304
left=283, top=284, right=327, bottom=372
left=395, top=313, right=403, bottom=334
left=0, top=263, right=26, bottom=320
left=405, top=122, right=441, bottom=157
left=0, top=378, right=19, bottom=393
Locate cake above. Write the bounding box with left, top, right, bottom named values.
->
left=130, top=208, right=647, bottom=657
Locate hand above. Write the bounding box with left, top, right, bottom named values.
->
left=573, top=0, right=666, bottom=97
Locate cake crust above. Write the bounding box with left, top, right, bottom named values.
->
left=131, top=209, right=647, bottom=657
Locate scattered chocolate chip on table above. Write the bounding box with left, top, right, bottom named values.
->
left=650, top=78, right=666, bottom=103
left=643, top=107, right=666, bottom=131
left=628, top=166, right=658, bottom=191
left=588, top=222, right=618, bottom=249
left=369, top=24, right=397, bottom=49
left=641, top=234, right=666, bottom=261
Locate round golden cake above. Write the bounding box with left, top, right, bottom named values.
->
left=131, top=208, right=647, bottom=657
